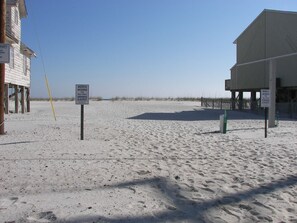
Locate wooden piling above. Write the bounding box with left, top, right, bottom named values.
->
left=21, top=86, right=25, bottom=113
left=14, top=85, right=18, bottom=113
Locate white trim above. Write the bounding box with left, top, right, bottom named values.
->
left=236, top=52, right=297, bottom=67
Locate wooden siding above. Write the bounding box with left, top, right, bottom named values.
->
left=5, top=6, right=12, bottom=36
left=6, top=4, right=21, bottom=41
left=11, top=5, right=21, bottom=40
left=5, top=45, right=31, bottom=87
left=5, top=3, right=31, bottom=88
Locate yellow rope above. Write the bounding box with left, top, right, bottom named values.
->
left=45, top=75, right=56, bottom=121
left=28, top=1, right=56, bottom=122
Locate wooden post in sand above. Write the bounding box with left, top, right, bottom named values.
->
left=14, top=85, right=18, bottom=113
left=21, top=86, right=25, bottom=113
left=26, top=87, right=30, bottom=112
left=0, top=0, right=6, bottom=134
left=4, top=83, right=8, bottom=114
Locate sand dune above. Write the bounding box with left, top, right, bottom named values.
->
left=0, top=101, right=296, bottom=222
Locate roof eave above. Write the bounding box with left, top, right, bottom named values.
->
left=19, top=0, right=28, bottom=18
left=233, top=9, right=297, bottom=44
left=230, top=64, right=237, bottom=70
left=233, top=9, right=266, bottom=44
left=6, top=0, right=27, bottom=18
left=21, top=42, right=36, bottom=58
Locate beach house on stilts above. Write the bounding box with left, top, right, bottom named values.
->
left=4, top=0, right=35, bottom=114
left=225, top=10, right=297, bottom=116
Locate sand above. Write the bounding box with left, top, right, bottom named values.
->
left=0, top=100, right=296, bottom=223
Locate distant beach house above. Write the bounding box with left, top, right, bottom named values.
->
left=225, top=9, right=297, bottom=113
left=4, top=0, right=35, bottom=113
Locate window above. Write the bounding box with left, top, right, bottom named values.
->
left=9, top=46, right=14, bottom=69
left=15, top=8, right=18, bottom=25
left=23, top=56, right=27, bottom=76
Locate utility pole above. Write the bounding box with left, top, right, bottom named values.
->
left=0, top=0, right=6, bottom=134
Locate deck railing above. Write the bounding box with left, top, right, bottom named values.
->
left=200, top=97, right=297, bottom=118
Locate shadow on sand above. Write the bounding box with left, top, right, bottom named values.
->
left=128, top=109, right=264, bottom=121
left=0, top=141, right=35, bottom=146
left=62, top=174, right=297, bottom=223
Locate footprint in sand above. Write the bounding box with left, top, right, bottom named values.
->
left=0, top=197, right=18, bottom=209
left=27, top=211, right=57, bottom=222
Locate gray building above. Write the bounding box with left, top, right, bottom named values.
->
left=226, top=9, right=297, bottom=111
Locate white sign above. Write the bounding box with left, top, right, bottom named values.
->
left=0, top=44, right=10, bottom=64
left=75, top=84, right=89, bottom=105
left=261, top=89, right=270, bottom=108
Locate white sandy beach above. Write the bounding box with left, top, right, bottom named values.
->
left=0, top=101, right=296, bottom=223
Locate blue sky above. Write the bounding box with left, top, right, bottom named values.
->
left=22, top=0, right=297, bottom=99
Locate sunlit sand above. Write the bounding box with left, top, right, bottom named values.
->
left=1, top=101, right=296, bottom=222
